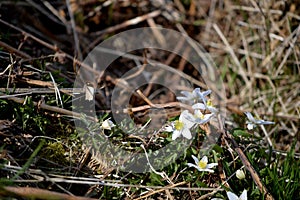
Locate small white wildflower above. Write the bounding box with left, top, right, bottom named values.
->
left=244, top=112, right=275, bottom=130
left=195, top=88, right=212, bottom=106
left=192, top=99, right=218, bottom=114
left=187, top=155, right=218, bottom=173
left=194, top=110, right=214, bottom=124
left=176, top=89, right=198, bottom=103
left=185, top=109, right=214, bottom=125
left=165, top=110, right=195, bottom=140
left=177, top=88, right=211, bottom=105
left=206, top=99, right=218, bottom=113
left=227, top=189, right=247, bottom=200
left=236, top=169, right=246, bottom=180
left=101, top=119, right=115, bottom=130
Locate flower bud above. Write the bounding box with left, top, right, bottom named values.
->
left=236, top=169, right=246, bottom=180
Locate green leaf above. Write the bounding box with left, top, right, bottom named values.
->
left=232, top=129, right=257, bottom=138
left=149, top=173, right=164, bottom=186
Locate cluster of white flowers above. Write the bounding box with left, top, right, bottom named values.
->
left=164, top=88, right=276, bottom=178
left=102, top=88, right=275, bottom=199
left=165, top=88, right=217, bottom=141
left=164, top=88, right=219, bottom=172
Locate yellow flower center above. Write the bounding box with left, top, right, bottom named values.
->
left=194, top=111, right=204, bottom=119
left=174, top=120, right=184, bottom=130
left=207, top=99, right=213, bottom=107
left=198, top=160, right=207, bottom=169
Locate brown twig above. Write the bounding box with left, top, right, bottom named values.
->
left=124, top=101, right=191, bottom=113
left=0, top=41, right=31, bottom=59
left=6, top=96, right=97, bottom=122
left=133, top=181, right=186, bottom=200
left=0, top=186, right=97, bottom=200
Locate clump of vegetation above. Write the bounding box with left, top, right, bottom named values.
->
left=0, top=0, right=299, bottom=199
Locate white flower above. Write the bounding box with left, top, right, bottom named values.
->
left=211, top=189, right=248, bottom=200
left=177, top=88, right=211, bottom=105
left=206, top=99, right=218, bottom=113
left=236, top=169, right=246, bottom=180
left=192, top=99, right=218, bottom=114
left=165, top=110, right=195, bottom=140
left=244, top=112, right=275, bottom=130
left=194, top=110, right=214, bottom=124
left=187, top=155, right=218, bottom=173
left=227, top=189, right=247, bottom=200
left=195, top=88, right=212, bottom=106
left=185, top=109, right=214, bottom=125
left=101, top=119, right=115, bottom=130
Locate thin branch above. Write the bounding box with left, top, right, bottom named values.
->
left=0, top=41, right=31, bottom=59
left=0, top=186, right=97, bottom=200
left=6, top=96, right=97, bottom=122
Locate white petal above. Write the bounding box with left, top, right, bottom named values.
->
left=176, top=96, right=189, bottom=101
left=182, top=128, right=192, bottom=139
left=201, top=156, right=208, bottom=164
left=194, top=109, right=202, bottom=118
left=193, top=88, right=201, bottom=99
left=102, top=119, right=115, bottom=130
left=181, top=91, right=193, bottom=99
left=207, top=106, right=218, bottom=113
left=108, top=120, right=115, bottom=127
left=195, top=89, right=211, bottom=104
left=193, top=88, right=201, bottom=94
left=257, top=120, right=275, bottom=125
left=187, top=163, right=199, bottom=169
left=164, top=125, right=174, bottom=132
left=202, top=113, right=214, bottom=123
left=193, top=113, right=214, bottom=124
left=180, top=110, right=196, bottom=128
left=179, top=110, right=192, bottom=120
left=206, top=163, right=218, bottom=169
left=240, top=190, right=247, bottom=200
left=191, top=155, right=199, bottom=164
left=201, top=89, right=212, bottom=96
left=244, top=112, right=256, bottom=123
left=172, top=130, right=181, bottom=140
left=179, top=110, right=187, bottom=121
left=247, top=123, right=255, bottom=130
left=192, top=103, right=206, bottom=110
left=226, top=191, right=239, bottom=200
left=202, top=168, right=215, bottom=173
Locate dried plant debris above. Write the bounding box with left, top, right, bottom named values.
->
left=0, top=0, right=299, bottom=199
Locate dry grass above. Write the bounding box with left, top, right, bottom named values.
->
left=0, top=0, right=299, bottom=199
